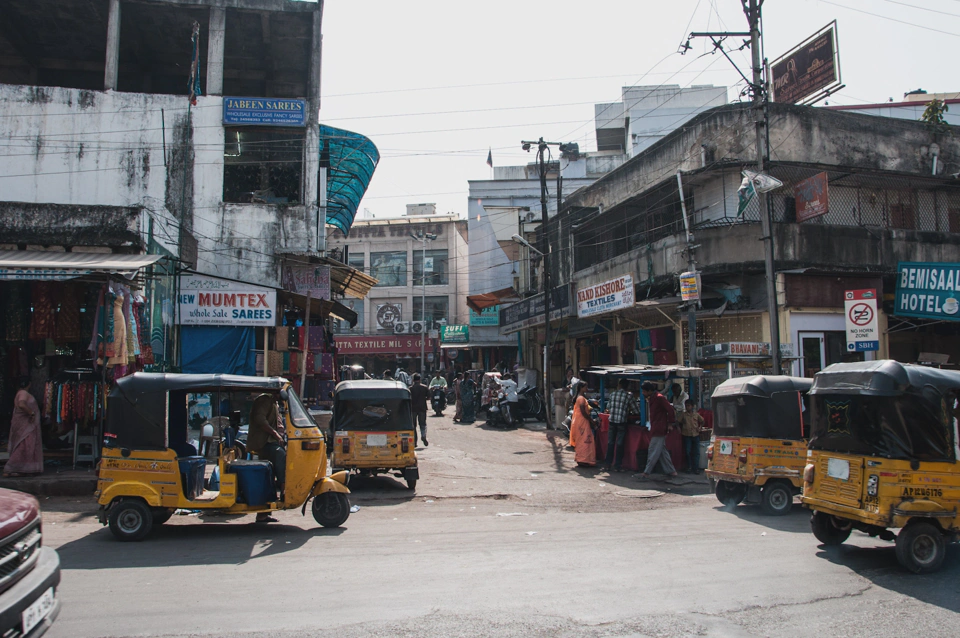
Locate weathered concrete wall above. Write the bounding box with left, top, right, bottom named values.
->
left=0, top=203, right=141, bottom=248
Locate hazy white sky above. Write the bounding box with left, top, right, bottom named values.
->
left=319, top=0, right=957, bottom=219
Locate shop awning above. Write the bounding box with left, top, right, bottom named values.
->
left=0, top=250, right=164, bottom=280
left=320, top=125, right=380, bottom=236
left=277, top=289, right=359, bottom=327
left=586, top=364, right=703, bottom=379
left=315, top=255, right=377, bottom=300
left=440, top=341, right=508, bottom=349
left=467, top=287, right=520, bottom=314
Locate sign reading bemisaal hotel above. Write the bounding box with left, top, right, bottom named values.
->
left=895, top=262, right=960, bottom=321
left=576, top=275, right=634, bottom=318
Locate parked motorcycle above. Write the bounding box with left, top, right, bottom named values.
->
left=431, top=386, right=447, bottom=416
left=486, top=390, right=519, bottom=429
left=517, top=385, right=545, bottom=421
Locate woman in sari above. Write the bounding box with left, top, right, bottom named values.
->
left=453, top=372, right=464, bottom=422
left=4, top=378, right=43, bottom=477
left=460, top=374, right=477, bottom=424
left=570, top=382, right=597, bottom=467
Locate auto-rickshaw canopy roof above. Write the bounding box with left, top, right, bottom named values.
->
left=586, top=364, right=703, bottom=379
left=810, top=360, right=960, bottom=397
left=712, top=375, right=812, bottom=399
left=334, top=379, right=410, bottom=400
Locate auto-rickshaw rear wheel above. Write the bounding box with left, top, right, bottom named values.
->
left=760, top=481, right=794, bottom=516
left=715, top=480, right=746, bottom=507
left=810, top=511, right=851, bottom=546
left=895, top=521, right=946, bottom=574
left=312, top=492, right=350, bottom=528
left=108, top=499, right=154, bottom=542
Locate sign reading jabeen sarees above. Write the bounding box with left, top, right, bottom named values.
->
left=178, top=274, right=276, bottom=326
left=576, top=275, right=634, bottom=318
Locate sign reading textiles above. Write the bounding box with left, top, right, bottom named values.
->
left=844, top=289, right=879, bottom=351
left=795, top=172, right=829, bottom=222
left=576, top=275, right=634, bottom=318
left=223, top=97, right=306, bottom=127
left=440, top=325, right=469, bottom=343
left=469, top=306, right=500, bottom=326
left=895, top=262, right=960, bottom=321
left=282, top=264, right=330, bottom=300
left=178, top=275, right=276, bottom=326
left=771, top=23, right=840, bottom=105
left=335, top=336, right=437, bottom=354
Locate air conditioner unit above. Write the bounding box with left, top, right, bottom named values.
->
left=393, top=322, right=408, bottom=334
left=524, top=212, right=535, bottom=223
left=410, top=321, right=424, bottom=334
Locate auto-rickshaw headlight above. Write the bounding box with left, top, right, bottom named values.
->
left=803, top=463, right=815, bottom=484
left=867, top=474, right=879, bottom=496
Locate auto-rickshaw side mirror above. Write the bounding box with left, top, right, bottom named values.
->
left=280, top=389, right=289, bottom=402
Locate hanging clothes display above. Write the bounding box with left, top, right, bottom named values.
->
left=29, top=282, right=56, bottom=341
left=4, top=283, right=27, bottom=342
left=54, top=284, right=81, bottom=343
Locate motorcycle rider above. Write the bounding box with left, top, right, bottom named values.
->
left=429, top=371, right=448, bottom=391
left=429, top=371, right=447, bottom=414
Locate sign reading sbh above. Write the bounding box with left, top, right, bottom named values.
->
left=844, top=289, right=879, bottom=352
left=895, top=262, right=960, bottom=321
left=178, top=274, right=276, bottom=326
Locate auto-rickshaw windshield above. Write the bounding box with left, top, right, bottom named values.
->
left=714, top=392, right=807, bottom=439
left=337, top=399, right=411, bottom=431
left=809, top=393, right=955, bottom=461
left=287, top=388, right=318, bottom=428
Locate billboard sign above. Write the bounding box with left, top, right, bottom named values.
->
left=440, top=325, right=469, bottom=344
left=795, top=172, right=829, bottom=222
left=469, top=306, right=500, bottom=326
left=895, top=262, right=960, bottom=321
left=771, top=22, right=841, bottom=105
left=500, top=285, right=572, bottom=335
left=844, top=289, right=879, bottom=352
left=223, top=97, right=306, bottom=127
left=178, top=274, right=276, bottom=326
left=281, top=264, right=330, bottom=300
left=576, top=274, right=634, bottom=318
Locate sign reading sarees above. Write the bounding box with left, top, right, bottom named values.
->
left=178, top=274, right=276, bottom=326
left=576, top=275, right=634, bottom=318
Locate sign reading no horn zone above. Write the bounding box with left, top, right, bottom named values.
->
left=844, top=289, right=878, bottom=352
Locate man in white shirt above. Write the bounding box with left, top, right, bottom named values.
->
left=499, top=373, right=520, bottom=424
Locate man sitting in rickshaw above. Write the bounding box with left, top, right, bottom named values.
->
left=247, top=393, right=286, bottom=522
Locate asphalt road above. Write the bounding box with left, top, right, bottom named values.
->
left=41, top=412, right=960, bottom=638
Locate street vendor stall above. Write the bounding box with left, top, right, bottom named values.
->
left=585, top=364, right=703, bottom=472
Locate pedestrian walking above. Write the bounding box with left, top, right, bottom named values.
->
left=638, top=381, right=677, bottom=479
left=602, top=378, right=638, bottom=472
left=453, top=372, right=464, bottom=422
left=678, top=399, right=706, bottom=474
left=570, top=382, right=597, bottom=467
left=410, top=373, right=429, bottom=446
left=3, top=378, right=43, bottom=477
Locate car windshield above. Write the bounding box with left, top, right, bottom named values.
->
left=335, top=399, right=412, bottom=431
left=287, top=389, right=318, bottom=429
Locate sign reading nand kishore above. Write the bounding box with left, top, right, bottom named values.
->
left=577, top=275, right=634, bottom=318
left=223, top=97, right=306, bottom=127
left=178, top=274, right=276, bottom=326
left=895, top=262, right=960, bottom=321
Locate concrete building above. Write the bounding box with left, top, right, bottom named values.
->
left=825, top=90, right=960, bottom=127
left=0, top=0, right=327, bottom=287
left=326, top=206, right=469, bottom=376
left=543, top=102, right=960, bottom=396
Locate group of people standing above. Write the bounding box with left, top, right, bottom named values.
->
left=566, top=378, right=706, bottom=478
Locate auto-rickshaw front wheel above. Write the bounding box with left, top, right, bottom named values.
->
left=896, top=521, right=946, bottom=574
left=108, top=499, right=154, bottom=542
left=810, top=511, right=851, bottom=546
left=312, top=492, right=350, bottom=528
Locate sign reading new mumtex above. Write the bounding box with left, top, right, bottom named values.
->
left=894, top=262, right=960, bottom=321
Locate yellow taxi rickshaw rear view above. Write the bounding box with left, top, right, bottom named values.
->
left=331, top=380, right=419, bottom=490
left=706, top=375, right=811, bottom=515
left=802, top=360, right=960, bottom=573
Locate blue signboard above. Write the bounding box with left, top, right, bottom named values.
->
left=223, top=97, right=306, bottom=127
left=894, top=261, right=960, bottom=321
left=469, top=306, right=500, bottom=326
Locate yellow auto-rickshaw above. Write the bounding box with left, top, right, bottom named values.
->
left=96, top=373, right=351, bottom=541
left=706, top=375, right=812, bottom=515
left=330, top=380, right=419, bottom=490
left=802, top=360, right=960, bottom=573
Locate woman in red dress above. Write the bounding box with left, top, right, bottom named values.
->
left=5, top=378, right=43, bottom=477
left=570, top=382, right=596, bottom=467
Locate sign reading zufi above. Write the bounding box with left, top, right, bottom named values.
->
left=576, top=275, right=634, bottom=318
left=844, top=289, right=879, bottom=352
left=895, top=262, right=960, bottom=321
left=223, top=97, right=306, bottom=127
left=178, top=275, right=276, bottom=326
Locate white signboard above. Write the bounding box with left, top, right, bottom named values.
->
left=576, top=274, right=634, bottom=318
left=844, top=289, right=879, bottom=352
left=178, top=274, right=276, bottom=326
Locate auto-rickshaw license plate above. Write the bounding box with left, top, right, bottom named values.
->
left=366, top=434, right=388, bottom=447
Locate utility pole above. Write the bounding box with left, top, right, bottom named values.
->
left=536, top=139, right=552, bottom=429
left=676, top=172, right=697, bottom=402
left=411, top=230, right=437, bottom=376
left=745, top=0, right=782, bottom=374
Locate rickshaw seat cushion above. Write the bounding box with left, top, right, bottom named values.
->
left=177, top=456, right=206, bottom=500
left=228, top=460, right=275, bottom=505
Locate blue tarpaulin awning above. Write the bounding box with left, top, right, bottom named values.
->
left=320, top=125, right=379, bottom=236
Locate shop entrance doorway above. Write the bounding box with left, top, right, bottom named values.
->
left=799, top=331, right=862, bottom=377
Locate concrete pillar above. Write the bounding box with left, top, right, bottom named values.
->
left=104, top=0, right=121, bottom=90
left=303, top=124, right=321, bottom=252
left=206, top=7, right=226, bottom=96
left=308, top=8, right=323, bottom=118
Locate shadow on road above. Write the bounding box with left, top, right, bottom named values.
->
left=815, top=541, right=960, bottom=612
left=715, top=501, right=811, bottom=533
left=57, top=521, right=344, bottom=570
left=345, top=474, right=418, bottom=507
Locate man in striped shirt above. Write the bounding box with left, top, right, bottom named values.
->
left=602, top=378, right=638, bottom=472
